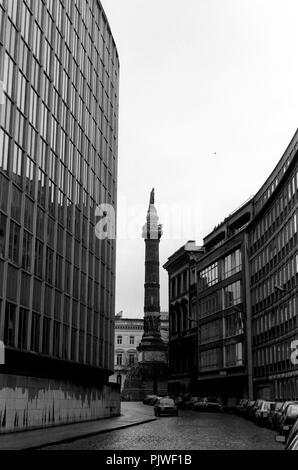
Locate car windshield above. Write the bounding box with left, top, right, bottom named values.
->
left=159, top=399, right=175, bottom=406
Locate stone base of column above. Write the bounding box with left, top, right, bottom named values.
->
left=121, top=362, right=169, bottom=402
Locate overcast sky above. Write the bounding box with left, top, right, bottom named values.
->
left=101, top=0, right=298, bottom=318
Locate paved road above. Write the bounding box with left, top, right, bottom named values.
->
left=44, top=409, right=282, bottom=450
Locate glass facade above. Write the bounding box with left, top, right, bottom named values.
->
left=197, top=245, right=246, bottom=376
left=223, top=249, right=242, bottom=279
left=249, top=156, right=298, bottom=400
left=198, top=262, right=218, bottom=291
left=0, top=0, right=119, bottom=373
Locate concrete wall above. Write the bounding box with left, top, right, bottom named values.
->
left=0, top=373, right=120, bottom=433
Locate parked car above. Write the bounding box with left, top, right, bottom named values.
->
left=243, top=400, right=256, bottom=419
left=174, top=396, right=184, bottom=408
left=236, top=399, right=248, bottom=416
left=285, top=417, right=298, bottom=450
left=286, top=434, right=298, bottom=450
left=268, top=402, right=283, bottom=429
left=193, top=397, right=223, bottom=412
left=181, top=396, right=201, bottom=410
left=277, top=403, right=298, bottom=436
left=154, top=397, right=178, bottom=417
left=249, top=399, right=265, bottom=421
left=275, top=401, right=298, bottom=431
left=255, top=401, right=275, bottom=426
left=284, top=418, right=298, bottom=450
left=143, top=395, right=158, bottom=405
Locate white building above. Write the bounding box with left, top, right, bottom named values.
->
left=110, top=312, right=168, bottom=391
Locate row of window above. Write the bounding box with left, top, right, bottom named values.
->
left=115, top=352, right=137, bottom=367
left=0, top=122, right=115, bottom=207
left=199, top=311, right=244, bottom=344
left=198, top=249, right=242, bottom=292
left=251, top=212, right=297, bottom=277
left=171, top=270, right=188, bottom=298
left=251, top=169, right=298, bottom=247
left=254, top=339, right=295, bottom=368
left=199, top=342, right=244, bottom=371
left=253, top=297, right=297, bottom=336
left=252, top=254, right=297, bottom=307
left=2, top=299, right=109, bottom=366
left=199, top=281, right=242, bottom=318
left=253, top=155, right=297, bottom=216
left=117, top=335, right=135, bottom=346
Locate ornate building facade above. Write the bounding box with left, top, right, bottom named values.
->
left=164, top=241, right=203, bottom=395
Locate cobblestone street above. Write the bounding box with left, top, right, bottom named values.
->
left=44, top=407, right=282, bottom=450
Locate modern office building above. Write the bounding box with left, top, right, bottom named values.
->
left=110, top=311, right=169, bottom=392
left=195, top=201, right=254, bottom=405
left=164, top=241, right=203, bottom=395
left=0, top=0, right=120, bottom=432
left=248, top=131, right=298, bottom=401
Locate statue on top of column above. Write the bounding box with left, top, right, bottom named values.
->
left=150, top=188, right=155, bottom=206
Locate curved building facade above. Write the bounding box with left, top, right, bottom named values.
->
left=0, top=0, right=120, bottom=431
left=248, top=131, right=298, bottom=400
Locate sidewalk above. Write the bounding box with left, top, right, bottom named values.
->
left=0, top=402, right=156, bottom=450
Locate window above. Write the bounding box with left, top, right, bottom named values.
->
left=223, top=281, right=242, bottom=309
left=223, top=249, right=242, bottom=279
left=34, top=240, right=44, bottom=277
left=4, top=302, right=16, bottom=347
left=200, top=348, right=220, bottom=371
left=42, top=317, right=51, bottom=355
left=200, top=320, right=221, bottom=344
left=225, top=342, right=243, bottom=368
left=129, top=336, right=134, bottom=345
left=198, top=263, right=219, bottom=291
left=0, top=214, right=7, bottom=257
left=22, top=231, right=32, bottom=272
left=46, top=248, right=54, bottom=284
left=18, top=308, right=29, bottom=350
left=129, top=353, right=135, bottom=366
left=225, top=311, right=244, bottom=338
left=53, top=321, right=61, bottom=357
left=116, top=353, right=122, bottom=366
left=31, top=313, right=40, bottom=352
left=117, top=335, right=122, bottom=345
left=8, top=221, right=20, bottom=264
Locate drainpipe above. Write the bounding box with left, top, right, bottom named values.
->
left=244, top=232, right=253, bottom=399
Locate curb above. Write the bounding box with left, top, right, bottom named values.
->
left=19, top=417, right=157, bottom=451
